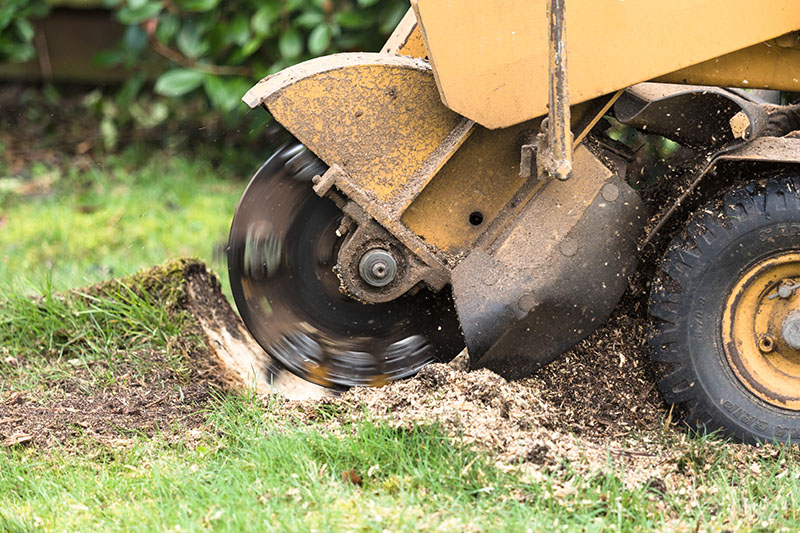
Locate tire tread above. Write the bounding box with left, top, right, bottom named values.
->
left=649, top=177, right=800, bottom=443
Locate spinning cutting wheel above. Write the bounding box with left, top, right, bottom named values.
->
left=227, top=141, right=464, bottom=388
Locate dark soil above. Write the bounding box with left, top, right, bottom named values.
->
left=0, top=360, right=212, bottom=447
left=0, top=261, right=230, bottom=448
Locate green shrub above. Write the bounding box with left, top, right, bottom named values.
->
left=3, top=0, right=407, bottom=113
left=0, top=0, right=49, bottom=63
left=120, top=0, right=405, bottom=108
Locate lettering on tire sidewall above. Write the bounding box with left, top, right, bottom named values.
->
left=692, top=297, right=706, bottom=339
left=758, top=222, right=800, bottom=242
left=722, top=399, right=799, bottom=440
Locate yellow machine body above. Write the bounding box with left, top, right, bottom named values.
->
left=234, top=0, right=800, bottom=443
left=412, top=0, right=800, bottom=128
left=242, top=1, right=800, bottom=357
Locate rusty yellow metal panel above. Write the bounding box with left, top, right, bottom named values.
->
left=243, top=53, right=462, bottom=205
left=412, top=0, right=800, bottom=129
left=657, top=37, right=800, bottom=91
left=400, top=97, right=611, bottom=254
left=381, top=8, right=428, bottom=58
left=401, top=122, right=535, bottom=254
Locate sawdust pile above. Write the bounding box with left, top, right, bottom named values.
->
left=287, top=297, right=796, bottom=490
left=341, top=301, right=664, bottom=451
left=282, top=303, right=672, bottom=485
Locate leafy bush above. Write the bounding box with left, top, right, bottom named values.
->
left=4, top=0, right=407, bottom=112
left=0, top=0, right=48, bottom=63
left=110, top=0, right=406, bottom=109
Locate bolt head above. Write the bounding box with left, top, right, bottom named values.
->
left=359, top=249, right=397, bottom=288
left=601, top=183, right=620, bottom=202
left=758, top=334, right=775, bottom=353
left=552, top=159, right=573, bottom=181
left=372, top=262, right=387, bottom=278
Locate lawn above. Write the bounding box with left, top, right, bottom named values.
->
left=1, top=142, right=799, bottom=532
left=0, top=146, right=242, bottom=296
left=1, top=380, right=798, bottom=531
left=0, top=397, right=665, bottom=532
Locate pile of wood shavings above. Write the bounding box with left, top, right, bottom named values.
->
left=285, top=305, right=797, bottom=491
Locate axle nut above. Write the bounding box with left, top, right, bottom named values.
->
left=359, top=249, right=397, bottom=288
left=782, top=310, right=800, bottom=350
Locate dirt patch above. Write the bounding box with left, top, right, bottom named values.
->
left=3, top=258, right=794, bottom=490
left=0, top=361, right=212, bottom=447
left=0, top=259, right=325, bottom=448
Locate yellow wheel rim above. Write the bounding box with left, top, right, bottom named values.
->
left=722, top=252, right=800, bottom=411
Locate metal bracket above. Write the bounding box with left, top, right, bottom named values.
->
left=519, top=143, right=537, bottom=178
left=311, top=164, right=451, bottom=300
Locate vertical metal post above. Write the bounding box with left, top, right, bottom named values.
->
left=539, top=0, right=573, bottom=181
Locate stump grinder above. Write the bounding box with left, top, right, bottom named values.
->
left=228, top=0, right=800, bottom=443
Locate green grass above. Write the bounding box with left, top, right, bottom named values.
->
left=0, top=144, right=244, bottom=393
left=1, top=393, right=798, bottom=531
left=0, top=260, right=195, bottom=393
left=0, top=394, right=653, bottom=532
left=0, top=146, right=243, bottom=294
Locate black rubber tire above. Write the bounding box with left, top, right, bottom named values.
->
left=649, top=177, right=800, bottom=444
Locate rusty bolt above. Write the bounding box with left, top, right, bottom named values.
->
left=560, top=239, right=578, bottom=257
left=770, top=279, right=800, bottom=300
left=758, top=334, right=776, bottom=353
left=601, top=183, right=620, bottom=202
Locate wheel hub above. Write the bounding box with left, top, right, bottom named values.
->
left=722, top=253, right=800, bottom=411
left=781, top=310, right=800, bottom=350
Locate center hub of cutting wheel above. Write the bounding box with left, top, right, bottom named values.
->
left=722, top=252, right=800, bottom=411
left=359, top=249, right=397, bottom=287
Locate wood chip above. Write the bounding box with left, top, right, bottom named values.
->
left=1, top=392, right=23, bottom=405
left=3, top=432, right=33, bottom=447
left=341, top=469, right=363, bottom=486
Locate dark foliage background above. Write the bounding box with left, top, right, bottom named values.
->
left=1, top=0, right=407, bottom=157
